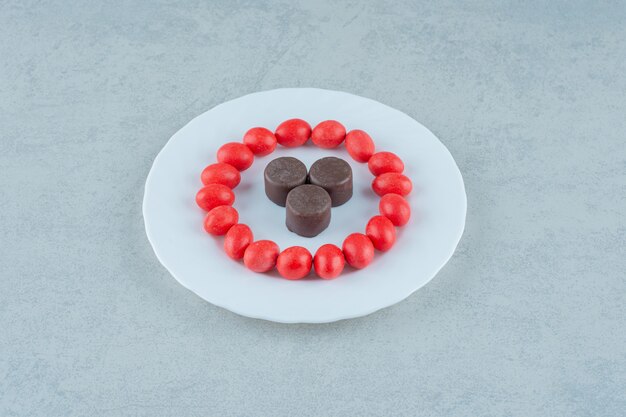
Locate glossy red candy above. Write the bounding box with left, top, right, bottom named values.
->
left=372, top=173, right=412, bottom=197
left=201, top=163, right=241, bottom=189
left=276, top=246, right=313, bottom=280
left=311, top=120, right=346, bottom=149
left=345, top=129, right=375, bottom=163
left=243, top=240, right=280, bottom=272
left=217, top=142, right=254, bottom=171
left=195, top=184, right=235, bottom=211
left=366, top=215, right=396, bottom=252
left=368, top=152, right=404, bottom=176
left=379, top=193, right=411, bottom=226
left=275, top=118, right=311, bottom=147
left=342, top=233, right=375, bottom=269
left=224, top=224, right=254, bottom=260
left=203, top=205, right=238, bottom=235
left=313, top=244, right=345, bottom=279
left=243, top=127, right=277, bottom=156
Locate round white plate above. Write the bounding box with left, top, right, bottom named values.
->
left=143, top=88, right=466, bottom=323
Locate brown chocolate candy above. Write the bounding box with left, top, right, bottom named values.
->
left=308, top=157, right=353, bottom=207
left=264, top=157, right=308, bottom=206
left=286, top=185, right=331, bottom=237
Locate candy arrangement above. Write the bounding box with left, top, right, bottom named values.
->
left=195, top=119, right=412, bottom=280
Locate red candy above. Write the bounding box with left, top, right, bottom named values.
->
left=195, top=184, right=235, bottom=211
left=368, top=152, right=404, bottom=176
left=224, top=224, right=254, bottom=260
left=276, top=246, right=312, bottom=280
left=379, top=193, right=411, bottom=226
left=313, top=244, right=345, bottom=279
left=342, top=233, right=375, bottom=269
left=201, top=163, right=241, bottom=189
left=345, top=129, right=375, bottom=163
left=217, top=142, right=254, bottom=171
left=243, top=127, right=277, bottom=156
left=366, top=215, right=396, bottom=252
left=372, top=173, right=412, bottom=197
left=311, top=120, right=346, bottom=149
left=203, top=205, right=238, bottom=235
left=275, top=118, right=311, bottom=147
left=243, top=240, right=280, bottom=272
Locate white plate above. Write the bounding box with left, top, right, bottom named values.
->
left=143, top=88, right=466, bottom=323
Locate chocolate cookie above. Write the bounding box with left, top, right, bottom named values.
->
left=308, top=157, right=353, bottom=207
left=285, top=185, right=331, bottom=237
left=264, top=157, right=308, bottom=206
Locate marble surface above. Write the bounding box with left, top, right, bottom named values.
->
left=1, top=1, right=624, bottom=416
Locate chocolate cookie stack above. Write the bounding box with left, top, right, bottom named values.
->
left=264, top=156, right=353, bottom=237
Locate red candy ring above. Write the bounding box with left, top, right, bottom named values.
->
left=195, top=119, right=413, bottom=279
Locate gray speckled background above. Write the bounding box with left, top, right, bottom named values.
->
left=1, top=1, right=625, bottom=416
